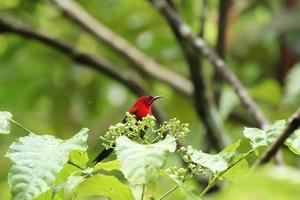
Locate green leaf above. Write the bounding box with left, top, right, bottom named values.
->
left=243, top=120, right=285, bottom=149
left=115, top=135, right=176, bottom=185
left=69, top=150, right=89, bottom=169
left=0, top=111, right=12, bottom=134
left=5, top=128, right=89, bottom=200
left=51, top=164, right=80, bottom=199
left=285, top=130, right=300, bottom=156
left=220, top=158, right=249, bottom=181
left=93, top=160, right=121, bottom=172
left=74, top=174, right=134, bottom=200
left=188, top=140, right=240, bottom=174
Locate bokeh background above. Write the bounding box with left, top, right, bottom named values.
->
left=0, top=0, right=300, bottom=199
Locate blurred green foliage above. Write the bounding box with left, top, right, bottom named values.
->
left=1, top=0, right=300, bottom=199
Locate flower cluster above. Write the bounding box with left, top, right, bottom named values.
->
left=166, top=166, right=187, bottom=181
left=159, top=118, right=190, bottom=140
left=100, top=113, right=189, bottom=148
left=179, top=146, right=205, bottom=175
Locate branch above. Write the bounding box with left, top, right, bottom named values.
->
left=148, top=0, right=268, bottom=129
left=159, top=1, right=228, bottom=150
left=216, top=0, right=231, bottom=59
left=0, top=17, right=166, bottom=122
left=197, top=0, right=228, bottom=150
left=255, top=107, right=300, bottom=166
left=49, top=0, right=193, bottom=97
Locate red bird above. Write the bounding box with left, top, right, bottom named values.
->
left=93, top=95, right=163, bottom=163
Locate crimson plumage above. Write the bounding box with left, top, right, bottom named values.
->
left=93, top=95, right=163, bottom=163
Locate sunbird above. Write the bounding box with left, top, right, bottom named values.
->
left=93, top=95, right=163, bottom=163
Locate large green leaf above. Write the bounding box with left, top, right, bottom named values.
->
left=74, top=174, right=134, bottom=200
left=188, top=140, right=240, bottom=174
left=243, top=120, right=285, bottom=149
left=5, top=128, right=89, bottom=200
left=0, top=111, right=12, bottom=134
left=115, top=135, right=176, bottom=185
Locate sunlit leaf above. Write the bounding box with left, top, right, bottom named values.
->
left=188, top=140, right=240, bottom=174
left=5, top=128, right=89, bottom=200
left=74, top=174, right=134, bottom=200
left=69, top=150, right=89, bottom=170
left=0, top=111, right=12, bottom=134
left=115, top=135, right=176, bottom=185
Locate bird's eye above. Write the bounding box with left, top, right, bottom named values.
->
left=146, top=95, right=153, bottom=99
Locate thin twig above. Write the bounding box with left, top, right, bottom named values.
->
left=213, top=0, right=232, bottom=107
left=49, top=0, right=193, bottom=97
left=158, top=173, right=193, bottom=200
left=10, top=118, right=33, bottom=133
left=216, top=0, right=231, bottom=59
left=148, top=0, right=268, bottom=129
left=67, top=161, right=85, bottom=170
left=141, top=184, right=145, bottom=200
left=254, top=107, right=300, bottom=167
left=158, top=185, right=178, bottom=200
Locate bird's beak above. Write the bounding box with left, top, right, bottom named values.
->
left=153, top=96, right=164, bottom=101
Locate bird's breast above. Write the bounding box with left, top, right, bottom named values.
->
left=136, top=106, right=152, bottom=120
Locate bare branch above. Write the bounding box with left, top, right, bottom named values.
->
left=255, top=107, right=300, bottom=166
left=148, top=0, right=268, bottom=129
left=163, top=1, right=228, bottom=149
left=0, top=17, right=167, bottom=122
left=49, top=0, right=193, bottom=96
left=216, top=0, right=232, bottom=59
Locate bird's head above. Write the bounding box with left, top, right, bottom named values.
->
left=128, top=95, right=163, bottom=119
left=138, top=95, right=164, bottom=106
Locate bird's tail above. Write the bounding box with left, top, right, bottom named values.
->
left=93, top=148, right=113, bottom=164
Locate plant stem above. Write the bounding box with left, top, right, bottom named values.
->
left=200, top=149, right=254, bottom=197
left=67, top=161, right=85, bottom=170
left=158, top=173, right=193, bottom=200
left=10, top=118, right=33, bottom=133
left=141, top=184, right=145, bottom=200
left=158, top=185, right=178, bottom=200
